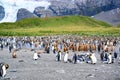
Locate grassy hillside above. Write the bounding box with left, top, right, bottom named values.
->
left=117, top=24, right=120, bottom=27
left=0, top=15, right=120, bottom=36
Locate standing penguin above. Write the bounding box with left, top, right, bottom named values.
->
left=46, top=46, right=50, bottom=54
left=108, top=53, right=112, bottom=64
left=64, top=51, right=69, bottom=63
left=0, top=44, right=3, bottom=50
left=33, top=51, right=38, bottom=60
left=100, top=51, right=104, bottom=61
left=97, top=43, right=100, bottom=52
left=104, top=52, right=108, bottom=61
left=114, top=52, right=117, bottom=59
left=0, top=63, right=9, bottom=78
left=73, top=53, right=77, bottom=64
left=9, top=44, right=13, bottom=53
left=56, top=51, right=62, bottom=61
left=52, top=45, right=55, bottom=54
left=90, top=52, right=97, bottom=64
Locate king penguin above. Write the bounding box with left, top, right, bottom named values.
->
left=0, top=63, right=9, bottom=78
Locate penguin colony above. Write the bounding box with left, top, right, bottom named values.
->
left=0, top=35, right=120, bottom=78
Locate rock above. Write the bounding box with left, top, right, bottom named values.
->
left=0, top=6, right=5, bottom=21
left=1, top=0, right=120, bottom=23
left=48, top=1, right=79, bottom=16
left=34, top=7, right=54, bottom=18
left=33, top=0, right=119, bottom=17
left=115, top=78, right=120, bottom=80
left=75, top=0, right=120, bottom=16
left=93, top=8, right=120, bottom=26
left=86, top=74, right=95, bottom=78
left=1, top=78, right=11, bottom=80
left=18, top=60, right=24, bottom=62
left=56, top=69, right=65, bottom=74
left=10, top=70, right=17, bottom=72
left=17, top=8, right=37, bottom=21
left=118, top=61, right=120, bottom=64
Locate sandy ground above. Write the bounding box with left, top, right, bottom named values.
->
left=0, top=48, right=120, bottom=80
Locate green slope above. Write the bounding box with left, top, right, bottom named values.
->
left=0, top=15, right=120, bottom=36
left=117, top=24, right=120, bottom=27
left=0, top=16, right=111, bottom=29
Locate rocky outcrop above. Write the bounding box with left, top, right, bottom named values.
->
left=74, top=0, right=120, bottom=16
left=34, top=1, right=80, bottom=17
left=17, top=8, right=37, bottom=21
left=34, top=7, right=54, bottom=18
left=93, top=8, right=120, bottom=26
left=34, top=0, right=120, bottom=18
left=0, top=0, right=120, bottom=23
left=0, top=6, right=5, bottom=21
left=48, top=1, right=80, bottom=16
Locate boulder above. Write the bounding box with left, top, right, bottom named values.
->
left=34, top=7, right=54, bottom=18
left=17, top=8, right=37, bottom=21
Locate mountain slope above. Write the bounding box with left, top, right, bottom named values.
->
left=17, top=8, right=37, bottom=21
left=93, top=8, right=120, bottom=26
left=0, top=0, right=120, bottom=23
left=0, top=16, right=111, bottom=29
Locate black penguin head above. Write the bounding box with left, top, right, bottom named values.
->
left=5, top=64, right=9, bottom=69
left=58, top=50, right=61, bottom=53
left=109, top=53, right=112, bottom=55
left=66, top=51, right=69, bottom=54
left=89, top=53, right=92, bottom=56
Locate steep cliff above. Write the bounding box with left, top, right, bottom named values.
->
left=34, top=7, right=54, bottom=18
left=17, top=8, right=37, bottom=21
left=0, top=6, right=5, bottom=21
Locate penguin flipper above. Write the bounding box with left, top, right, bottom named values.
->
left=0, top=67, right=3, bottom=77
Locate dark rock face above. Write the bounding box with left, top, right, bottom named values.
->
left=0, top=6, right=5, bottom=21
left=34, top=7, right=54, bottom=18
left=113, top=0, right=120, bottom=8
left=93, top=8, right=120, bottom=26
left=0, top=0, right=120, bottom=22
left=34, top=1, right=80, bottom=17
left=17, top=8, right=37, bottom=21
left=48, top=1, right=80, bottom=16
left=33, top=0, right=120, bottom=25
left=34, top=0, right=120, bottom=18
left=74, top=0, right=120, bottom=16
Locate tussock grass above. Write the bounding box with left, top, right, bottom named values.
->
left=0, top=15, right=119, bottom=36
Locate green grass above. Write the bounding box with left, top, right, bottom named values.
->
left=0, top=15, right=120, bottom=36
left=117, top=24, right=120, bottom=27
